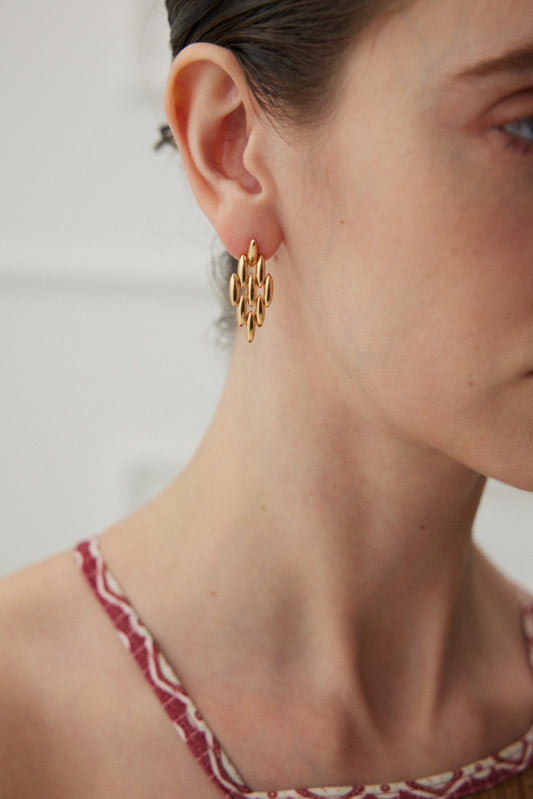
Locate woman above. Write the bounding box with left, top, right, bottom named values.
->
left=1, top=0, right=532, bottom=796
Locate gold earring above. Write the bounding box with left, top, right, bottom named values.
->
left=229, top=240, right=274, bottom=343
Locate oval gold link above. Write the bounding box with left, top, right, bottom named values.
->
left=246, top=311, right=256, bottom=343
left=256, top=255, right=265, bottom=287
left=247, top=239, right=258, bottom=266
left=256, top=295, right=265, bottom=326
left=238, top=255, right=247, bottom=287
left=265, top=274, right=274, bottom=307
left=247, top=274, right=257, bottom=306
left=238, top=296, right=246, bottom=327
left=229, top=273, right=240, bottom=307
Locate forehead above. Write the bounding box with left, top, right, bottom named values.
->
left=384, top=0, right=533, bottom=76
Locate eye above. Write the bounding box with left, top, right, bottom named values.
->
left=500, top=117, right=533, bottom=155
left=503, top=117, right=533, bottom=142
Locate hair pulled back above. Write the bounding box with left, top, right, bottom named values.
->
left=165, top=0, right=400, bottom=126
left=163, top=0, right=402, bottom=343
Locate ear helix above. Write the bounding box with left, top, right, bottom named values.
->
left=229, top=240, right=274, bottom=343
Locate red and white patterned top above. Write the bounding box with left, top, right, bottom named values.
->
left=74, top=537, right=533, bottom=799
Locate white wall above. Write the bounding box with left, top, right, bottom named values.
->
left=0, top=0, right=228, bottom=575
left=0, top=1, right=532, bottom=590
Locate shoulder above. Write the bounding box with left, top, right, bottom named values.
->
left=0, top=547, right=114, bottom=796
left=0, top=539, right=225, bottom=798
left=0, top=548, right=90, bottom=671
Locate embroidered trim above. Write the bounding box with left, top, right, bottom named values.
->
left=74, top=538, right=533, bottom=799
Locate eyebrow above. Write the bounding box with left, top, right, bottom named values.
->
left=452, top=43, right=533, bottom=82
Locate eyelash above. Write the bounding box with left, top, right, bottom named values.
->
left=500, top=117, right=533, bottom=155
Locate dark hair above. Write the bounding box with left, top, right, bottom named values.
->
left=162, top=0, right=404, bottom=345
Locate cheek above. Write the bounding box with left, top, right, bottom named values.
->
left=315, top=136, right=533, bottom=446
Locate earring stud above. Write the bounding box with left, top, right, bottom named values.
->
left=229, top=240, right=274, bottom=343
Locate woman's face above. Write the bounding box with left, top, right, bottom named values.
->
left=278, top=0, right=533, bottom=488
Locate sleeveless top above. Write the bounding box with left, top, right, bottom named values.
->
left=74, top=537, right=533, bottom=799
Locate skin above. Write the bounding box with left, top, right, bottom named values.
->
left=1, top=0, right=533, bottom=795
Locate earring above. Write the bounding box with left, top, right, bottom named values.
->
left=229, top=240, right=274, bottom=343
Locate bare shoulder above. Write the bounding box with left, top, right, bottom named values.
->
left=0, top=552, right=81, bottom=787
left=0, top=543, right=222, bottom=799
left=0, top=548, right=113, bottom=797
left=0, top=548, right=91, bottom=676
left=0, top=547, right=85, bottom=634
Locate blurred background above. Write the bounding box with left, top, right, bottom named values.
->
left=0, top=0, right=532, bottom=588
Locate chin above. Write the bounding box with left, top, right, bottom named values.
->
left=484, top=463, right=533, bottom=494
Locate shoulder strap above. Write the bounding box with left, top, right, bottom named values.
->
left=74, top=538, right=250, bottom=799
left=74, top=538, right=533, bottom=799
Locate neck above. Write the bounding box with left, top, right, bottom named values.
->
left=162, top=335, right=489, bottom=721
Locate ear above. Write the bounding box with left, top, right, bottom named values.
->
left=164, top=43, right=282, bottom=260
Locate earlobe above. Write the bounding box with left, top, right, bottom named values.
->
left=164, top=43, right=282, bottom=260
